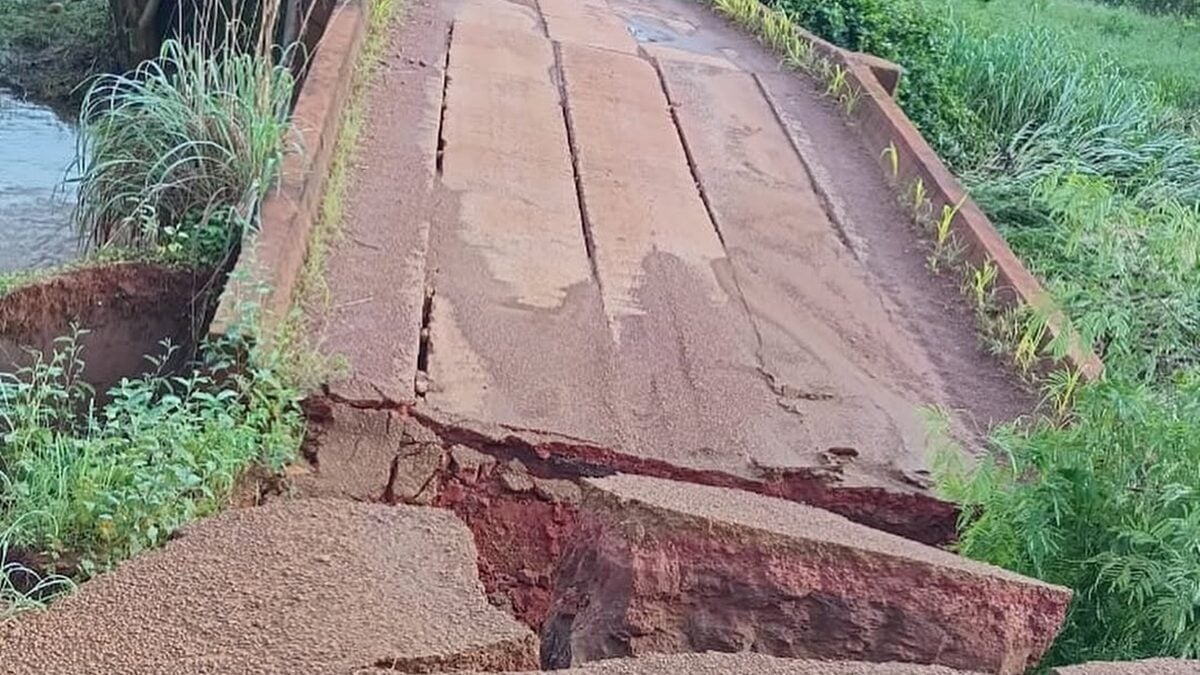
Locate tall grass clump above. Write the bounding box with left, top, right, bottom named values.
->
left=73, top=2, right=297, bottom=258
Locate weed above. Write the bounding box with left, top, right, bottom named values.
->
left=0, top=327, right=302, bottom=577
left=826, top=64, right=847, bottom=96
left=910, top=177, right=927, bottom=216
left=839, top=85, right=859, bottom=114
left=967, top=259, right=997, bottom=312
left=881, top=141, right=899, bottom=179
left=0, top=522, right=75, bottom=621
left=930, top=194, right=967, bottom=266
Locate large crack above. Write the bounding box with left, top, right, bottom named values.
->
left=304, top=393, right=960, bottom=638
left=551, top=40, right=601, bottom=283
left=434, top=24, right=454, bottom=176
left=306, top=393, right=959, bottom=545
left=300, top=397, right=1069, bottom=674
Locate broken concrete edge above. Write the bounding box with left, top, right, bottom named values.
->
left=541, top=475, right=1071, bottom=673
left=209, top=0, right=368, bottom=342
left=301, top=402, right=1071, bottom=671
left=303, top=394, right=961, bottom=547
left=713, top=0, right=1103, bottom=383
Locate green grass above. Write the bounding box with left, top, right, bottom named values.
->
left=943, top=0, right=1200, bottom=111
left=0, top=0, right=311, bottom=621
left=0, top=328, right=302, bottom=582
left=74, top=18, right=296, bottom=259
left=739, top=0, right=1200, bottom=664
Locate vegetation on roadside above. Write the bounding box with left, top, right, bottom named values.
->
left=74, top=16, right=297, bottom=264
left=1, top=0, right=311, bottom=619
left=0, top=328, right=302, bottom=578
left=723, top=0, right=1200, bottom=665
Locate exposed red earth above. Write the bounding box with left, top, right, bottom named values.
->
left=0, top=262, right=214, bottom=394
left=1, top=0, right=1103, bottom=671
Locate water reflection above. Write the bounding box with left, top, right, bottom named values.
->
left=0, top=90, right=81, bottom=272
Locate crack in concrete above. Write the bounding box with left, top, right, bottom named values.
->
left=551, top=40, right=602, bottom=284
left=752, top=72, right=867, bottom=264
left=433, top=24, right=454, bottom=176
left=304, top=396, right=959, bottom=546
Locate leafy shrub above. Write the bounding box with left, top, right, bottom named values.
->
left=0, top=330, right=302, bottom=575
left=937, top=374, right=1200, bottom=662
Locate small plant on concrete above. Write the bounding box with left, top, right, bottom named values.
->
left=881, top=142, right=899, bottom=179
left=838, top=81, right=860, bottom=114
left=909, top=177, right=928, bottom=219
left=967, top=259, right=997, bottom=312
left=928, top=195, right=967, bottom=269
left=826, top=64, right=848, bottom=97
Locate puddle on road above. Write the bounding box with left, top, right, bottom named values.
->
left=0, top=89, right=81, bottom=273
left=624, top=13, right=739, bottom=62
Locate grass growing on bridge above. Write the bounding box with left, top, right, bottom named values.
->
left=745, top=0, right=1200, bottom=664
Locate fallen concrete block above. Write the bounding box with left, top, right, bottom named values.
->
left=543, top=474, right=1070, bottom=674
left=1055, top=659, right=1200, bottom=674
left=0, top=500, right=538, bottom=674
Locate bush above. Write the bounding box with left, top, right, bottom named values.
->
left=0, top=330, right=302, bottom=575
left=765, top=0, right=988, bottom=167
left=937, top=374, right=1200, bottom=663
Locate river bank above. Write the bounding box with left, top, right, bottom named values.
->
left=0, top=0, right=114, bottom=103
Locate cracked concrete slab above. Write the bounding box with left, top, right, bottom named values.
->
left=543, top=474, right=1070, bottom=674
left=0, top=500, right=538, bottom=674
left=656, top=58, right=945, bottom=477
left=425, top=3, right=618, bottom=444
left=331, top=0, right=1034, bottom=529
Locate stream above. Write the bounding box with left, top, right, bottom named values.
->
left=0, top=89, right=81, bottom=273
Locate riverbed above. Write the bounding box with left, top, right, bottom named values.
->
left=0, top=89, right=80, bottom=273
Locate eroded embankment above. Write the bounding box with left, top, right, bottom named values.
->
left=299, top=396, right=1069, bottom=674
left=0, top=262, right=217, bottom=393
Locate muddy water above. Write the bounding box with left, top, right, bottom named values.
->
left=0, top=90, right=81, bottom=273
